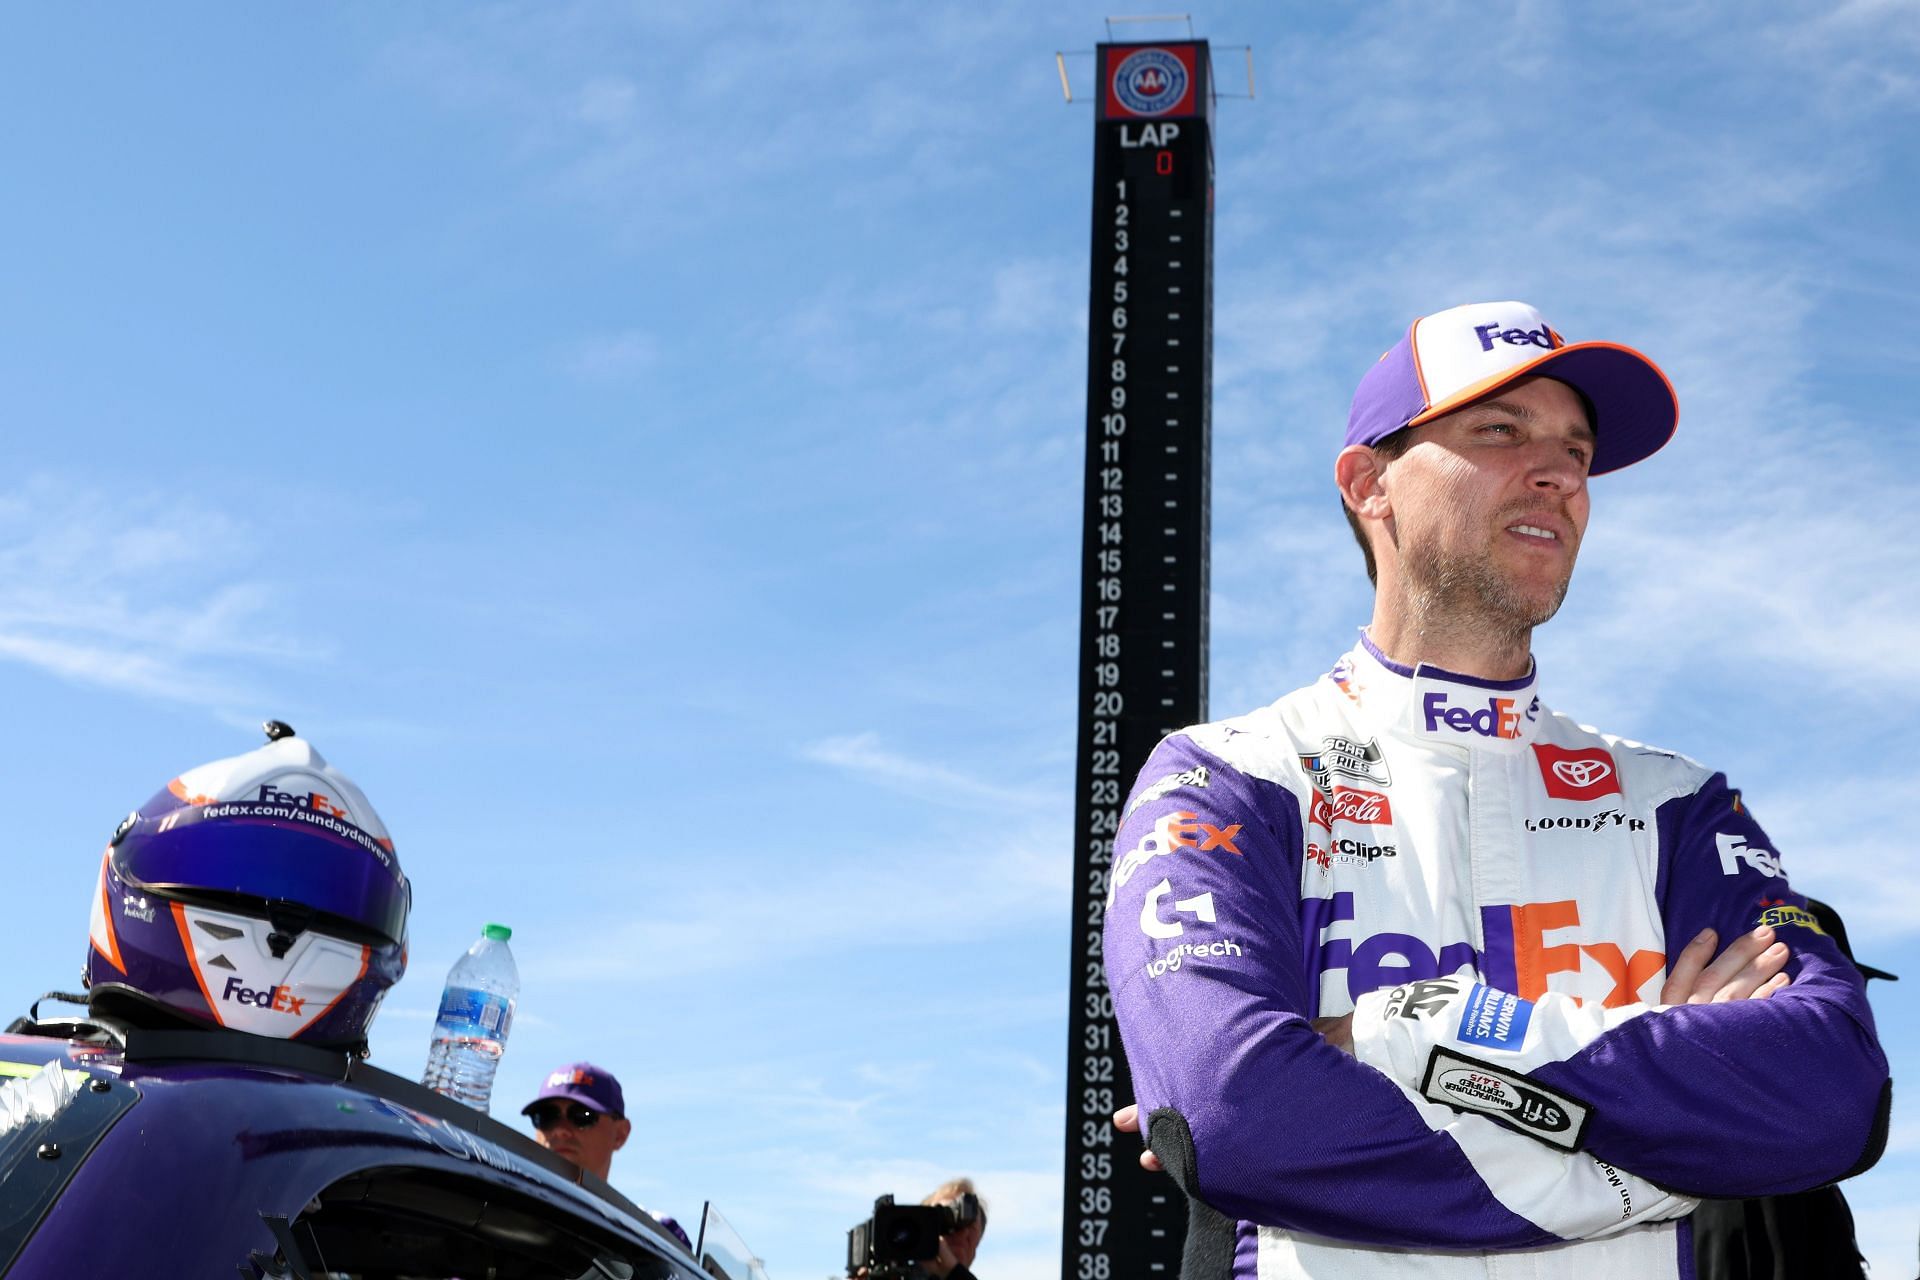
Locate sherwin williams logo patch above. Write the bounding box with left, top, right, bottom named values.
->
left=1531, top=744, right=1622, bottom=801
left=1456, top=983, right=1533, bottom=1052
left=1422, top=691, right=1537, bottom=740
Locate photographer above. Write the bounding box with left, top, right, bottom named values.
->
left=918, top=1179, right=986, bottom=1280
left=847, top=1178, right=987, bottom=1280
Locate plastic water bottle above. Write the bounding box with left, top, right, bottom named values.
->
left=421, top=923, right=519, bottom=1111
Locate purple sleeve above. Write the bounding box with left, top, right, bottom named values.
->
left=1528, top=774, right=1890, bottom=1195
left=1105, top=736, right=1564, bottom=1249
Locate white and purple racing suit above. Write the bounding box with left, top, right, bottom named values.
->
left=1104, top=636, right=1890, bottom=1278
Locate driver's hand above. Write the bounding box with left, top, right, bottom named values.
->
left=1662, top=925, right=1792, bottom=1004
left=1112, top=1103, right=1164, bottom=1172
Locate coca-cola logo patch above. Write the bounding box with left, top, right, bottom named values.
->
left=1310, top=787, right=1394, bottom=829
left=1531, top=744, right=1622, bottom=801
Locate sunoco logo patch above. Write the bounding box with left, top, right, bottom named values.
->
left=1112, top=48, right=1188, bottom=116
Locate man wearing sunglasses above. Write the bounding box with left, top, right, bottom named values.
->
left=521, top=1062, right=632, bottom=1182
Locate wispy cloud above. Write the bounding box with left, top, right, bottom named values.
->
left=0, top=476, right=318, bottom=707
left=802, top=732, right=1052, bottom=809
left=522, top=812, right=1068, bottom=984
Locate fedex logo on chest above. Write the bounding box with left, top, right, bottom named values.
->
left=1304, top=892, right=1665, bottom=1016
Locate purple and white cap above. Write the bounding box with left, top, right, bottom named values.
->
left=1345, top=301, right=1678, bottom=475
left=523, top=1062, right=626, bottom=1119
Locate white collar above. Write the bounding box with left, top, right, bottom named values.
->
left=1328, top=632, right=1546, bottom=754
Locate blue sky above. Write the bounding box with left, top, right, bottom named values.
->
left=3, top=2, right=1916, bottom=1275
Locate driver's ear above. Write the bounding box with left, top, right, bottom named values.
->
left=1336, top=444, right=1392, bottom=520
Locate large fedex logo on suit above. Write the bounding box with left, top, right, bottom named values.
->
left=1304, top=892, right=1665, bottom=1015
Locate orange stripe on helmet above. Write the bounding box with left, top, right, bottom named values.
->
left=170, top=902, right=225, bottom=1027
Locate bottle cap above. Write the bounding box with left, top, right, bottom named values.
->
left=484, top=923, right=512, bottom=941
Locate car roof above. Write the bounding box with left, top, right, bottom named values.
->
left=0, top=1021, right=695, bottom=1278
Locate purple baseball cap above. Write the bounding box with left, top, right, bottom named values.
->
left=522, top=1061, right=626, bottom=1119
left=1346, top=301, right=1679, bottom=475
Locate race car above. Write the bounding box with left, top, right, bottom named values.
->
left=0, top=1007, right=719, bottom=1279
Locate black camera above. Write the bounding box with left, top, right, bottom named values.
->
left=846, top=1193, right=980, bottom=1278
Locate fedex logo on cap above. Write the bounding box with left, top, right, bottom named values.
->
left=1473, top=320, right=1557, bottom=352
left=1422, top=691, right=1537, bottom=740
left=548, top=1068, right=596, bottom=1089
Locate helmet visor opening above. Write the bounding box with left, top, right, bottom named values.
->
left=115, top=814, right=409, bottom=948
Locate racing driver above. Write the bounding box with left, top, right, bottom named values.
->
left=1103, top=301, right=1891, bottom=1277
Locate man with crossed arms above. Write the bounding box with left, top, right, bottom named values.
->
left=1105, top=301, right=1890, bottom=1277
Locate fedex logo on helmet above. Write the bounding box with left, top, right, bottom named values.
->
left=222, top=975, right=306, bottom=1015
left=1474, top=321, right=1555, bottom=352
left=256, top=784, right=348, bottom=820
left=1422, top=691, right=1538, bottom=740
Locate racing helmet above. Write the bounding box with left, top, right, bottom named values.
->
left=85, top=722, right=411, bottom=1051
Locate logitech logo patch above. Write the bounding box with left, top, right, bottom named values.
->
left=1139, top=878, right=1216, bottom=940
left=1145, top=937, right=1242, bottom=979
